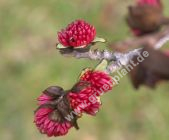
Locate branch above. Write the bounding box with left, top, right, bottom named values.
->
left=109, top=26, right=169, bottom=52
left=60, top=48, right=142, bottom=62
left=105, top=48, right=142, bottom=73
left=60, top=48, right=142, bottom=74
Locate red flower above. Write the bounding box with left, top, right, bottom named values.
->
left=68, top=69, right=113, bottom=116
left=34, top=108, right=72, bottom=137
left=68, top=87, right=101, bottom=116
left=34, top=86, right=79, bottom=137
left=58, top=20, right=96, bottom=48
left=80, top=69, right=113, bottom=94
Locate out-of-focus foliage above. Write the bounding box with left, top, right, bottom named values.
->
left=0, top=0, right=169, bottom=140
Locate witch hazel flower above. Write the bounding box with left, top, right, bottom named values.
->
left=80, top=68, right=113, bottom=94
left=68, top=67, right=113, bottom=116
left=34, top=86, right=79, bottom=137
left=58, top=20, right=96, bottom=48
left=34, top=108, right=72, bottom=137
left=57, top=19, right=105, bottom=52
left=68, top=85, right=101, bottom=116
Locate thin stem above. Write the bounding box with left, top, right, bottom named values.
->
left=62, top=49, right=117, bottom=61
left=60, top=48, right=142, bottom=74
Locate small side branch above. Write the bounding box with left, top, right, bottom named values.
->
left=61, top=48, right=142, bottom=63
left=109, top=26, right=169, bottom=52
left=60, top=48, right=142, bottom=74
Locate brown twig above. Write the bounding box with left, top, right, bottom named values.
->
left=109, top=26, right=169, bottom=52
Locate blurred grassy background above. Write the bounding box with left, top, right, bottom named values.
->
left=0, top=0, right=169, bottom=140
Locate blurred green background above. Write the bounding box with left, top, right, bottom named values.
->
left=0, top=0, right=169, bottom=140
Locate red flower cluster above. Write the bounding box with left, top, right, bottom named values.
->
left=69, top=69, right=113, bottom=116
left=68, top=86, right=101, bottom=116
left=80, top=69, right=113, bottom=92
left=34, top=69, right=113, bottom=137
left=58, top=20, right=96, bottom=48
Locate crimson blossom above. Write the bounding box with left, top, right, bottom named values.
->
left=58, top=20, right=96, bottom=48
